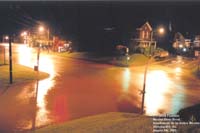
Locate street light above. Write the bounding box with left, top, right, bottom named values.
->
left=151, top=27, right=165, bottom=41
left=3, top=35, right=9, bottom=42
left=150, top=27, right=165, bottom=56
left=34, top=26, right=44, bottom=72
left=39, top=26, right=44, bottom=33
left=38, top=25, right=50, bottom=44
left=21, top=31, right=27, bottom=36
left=158, top=27, right=165, bottom=35
left=5, top=36, right=9, bottom=40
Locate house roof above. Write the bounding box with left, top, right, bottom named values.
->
left=137, top=21, right=152, bottom=31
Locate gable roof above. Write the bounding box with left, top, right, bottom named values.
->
left=137, top=21, right=152, bottom=31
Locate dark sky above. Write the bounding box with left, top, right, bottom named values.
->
left=1, top=1, right=200, bottom=52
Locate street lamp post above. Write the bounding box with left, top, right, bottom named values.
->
left=150, top=27, right=165, bottom=56
left=38, top=25, right=50, bottom=51
left=34, top=26, right=44, bottom=71
left=9, top=35, right=13, bottom=84
left=141, top=56, right=151, bottom=114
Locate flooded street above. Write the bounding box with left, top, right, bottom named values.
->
left=0, top=44, right=200, bottom=131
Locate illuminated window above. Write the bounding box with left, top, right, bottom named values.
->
left=142, top=31, right=145, bottom=39
left=146, top=32, right=149, bottom=39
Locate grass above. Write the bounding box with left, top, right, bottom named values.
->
left=191, top=65, right=200, bottom=79
left=51, top=52, right=149, bottom=67
left=32, top=112, right=153, bottom=133
left=31, top=111, right=200, bottom=133
left=128, top=54, right=149, bottom=66
left=0, top=64, right=49, bottom=91
left=51, top=52, right=89, bottom=58
left=114, top=54, right=149, bottom=67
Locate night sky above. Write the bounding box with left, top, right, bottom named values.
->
left=1, top=1, right=200, bottom=52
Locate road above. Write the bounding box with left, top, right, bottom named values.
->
left=0, top=44, right=200, bottom=132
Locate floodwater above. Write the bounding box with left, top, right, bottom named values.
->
left=0, top=44, right=200, bottom=131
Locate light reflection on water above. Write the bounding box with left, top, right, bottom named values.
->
left=35, top=55, right=55, bottom=127
left=17, top=45, right=55, bottom=128
left=144, top=70, right=185, bottom=115
left=119, top=68, right=141, bottom=113
left=145, top=70, right=172, bottom=115
left=16, top=45, right=188, bottom=128
left=122, top=68, right=131, bottom=93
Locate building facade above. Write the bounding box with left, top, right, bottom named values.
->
left=132, top=22, right=156, bottom=55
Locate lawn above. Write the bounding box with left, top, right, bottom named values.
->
left=32, top=112, right=153, bottom=133
left=0, top=64, right=49, bottom=91
left=113, top=54, right=149, bottom=67
left=51, top=52, right=149, bottom=67
left=51, top=52, right=90, bottom=58
left=191, top=66, right=200, bottom=78
left=127, top=54, right=149, bottom=66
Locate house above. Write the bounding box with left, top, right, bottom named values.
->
left=193, top=35, right=200, bottom=48
left=173, top=32, right=188, bottom=49
left=173, top=39, right=191, bottom=49
left=132, top=22, right=156, bottom=55
left=185, top=39, right=192, bottom=48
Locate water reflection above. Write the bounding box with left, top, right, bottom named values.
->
left=145, top=70, right=172, bottom=115
left=117, top=68, right=141, bottom=113
left=17, top=45, right=55, bottom=128
left=122, top=68, right=131, bottom=93
left=33, top=55, right=55, bottom=127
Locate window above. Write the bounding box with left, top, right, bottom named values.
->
left=146, top=32, right=149, bottom=39
left=142, top=31, right=145, bottom=39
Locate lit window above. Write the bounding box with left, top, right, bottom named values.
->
left=142, top=31, right=145, bottom=39
left=146, top=32, right=149, bottom=39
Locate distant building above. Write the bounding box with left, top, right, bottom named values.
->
left=173, top=32, right=192, bottom=49
left=131, top=21, right=156, bottom=55
left=193, top=35, right=200, bottom=48
left=185, top=39, right=192, bottom=48
left=172, top=32, right=193, bottom=54
left=136, top=21, right=152, bottom=42
left=173, top=39, right=192, bottom=49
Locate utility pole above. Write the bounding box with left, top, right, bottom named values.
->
left=9, top=35, right=13, bottom=84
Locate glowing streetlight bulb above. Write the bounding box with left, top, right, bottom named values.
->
left=39, top=26, right=44, bottom=32
left=5, top=36, right=9, bottom=40
left=23, top=31, right=27, bottom=36
left=158, top=27, right=165, bottom=34
left=21, top=31, right=27, bottom=36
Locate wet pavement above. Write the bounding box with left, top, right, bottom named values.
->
left=0, top=44, right=200, bottom=132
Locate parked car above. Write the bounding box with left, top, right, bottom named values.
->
left=154, top=50, right=169, bottom=59
left=159, top=51, right=169, bottom=58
